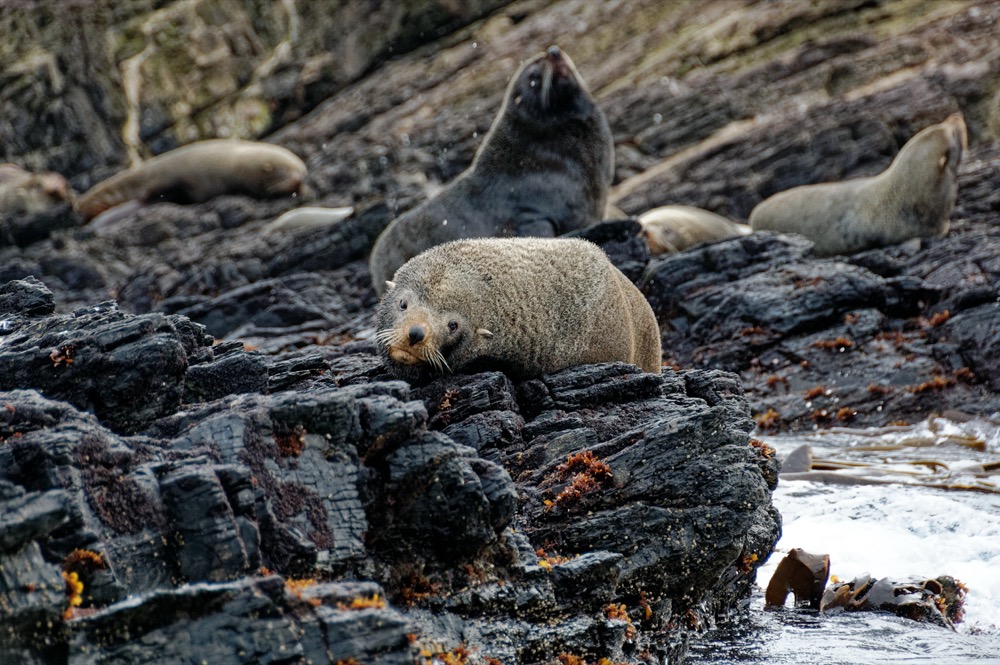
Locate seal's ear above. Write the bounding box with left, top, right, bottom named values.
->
left=385, top=280, right=396, bottom=291
left=477, top=328, right=494, bottom=339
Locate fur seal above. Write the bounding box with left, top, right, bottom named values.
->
left=0, top=163, right=72, bottom=218
left=76, top=139, right=307, bottom=222
left=749, top=113, right=967, bottom=256
left=369, top=46, right=614, bottom=295
left=637, top=205, right=752, bottom=254
left=375, top=237, right=661, bottom=381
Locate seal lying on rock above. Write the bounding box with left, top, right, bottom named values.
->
left=749, top=113, right=967, bottom=256
left=374, top=237, right=661, bottom=381
left=76, top=139, right=307, bottom=222
left=637, top=205, right=752, bottom=254
left=0, top=163, right=72, bottom=217
left=369, top=46, right=614, bottom=295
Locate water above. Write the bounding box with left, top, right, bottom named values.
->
left=688, top=415, right=1000, bottom=664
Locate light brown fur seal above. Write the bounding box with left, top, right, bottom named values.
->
left=749, top=113, right=967, bottom=256
left=369, top=46, right=614, bottom=295
left=638, top=205, right=752, bottom=254
left=0, top=163, right=72, bottom=218
left=375, top=237, right=661, bottom=381
left=76, top=139, right=307, bottom=222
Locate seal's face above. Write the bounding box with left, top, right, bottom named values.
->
left=0, top=165, right=72, bottom=214
left=375, top=286, right=492, bottom=380
left=257, top=157, right=307, bottom=196
left=509, top=46, right=595, bottom=127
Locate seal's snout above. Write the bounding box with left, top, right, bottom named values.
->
left=408, top=325, right=426, bottom=345
left=545, top=45, right=571, bottom=79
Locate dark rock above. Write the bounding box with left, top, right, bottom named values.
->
left=517, top=362, right=664, bottom=420
left=367, top=432, right=516, bottom=563
left=159, top=464, right=255, bottom=582
left=0, top=540, right=66, bottom=658
left=266, top=352, right=332, bottom=392
left=550, top=550, right=624, bottom=608
left=184, top=344, right=269, bottom=403
left=264, top=201, right=391, bottom=276
left=67, top=576, right=415, bottom=664
left=0, top=275, right=55, bottom=317
left=413, top=371, right=520, bottom=429
left=0, top=348, right=778, bottom=663
left=565, top=219, right=650, bottom=282
left=942, top=303, right=1000, bottom=391
left=163, top=274, right=346, bottom=339
left=0, top=302, right=199, bottom=434
left=0, top=203, right=80, bottom=248
left=641, top=226, right=1000, bottom=429
left=0, top=482, right=69, bottom=553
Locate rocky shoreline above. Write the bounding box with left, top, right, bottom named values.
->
left=2, top=0, right=999, bottom=663
left=1, top=273, right=779, bottom=663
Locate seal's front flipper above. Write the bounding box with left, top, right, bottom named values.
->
left=512, top=217, right=557, bottom=237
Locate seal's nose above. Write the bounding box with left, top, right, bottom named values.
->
left=408, top=325, right=425, bottom=345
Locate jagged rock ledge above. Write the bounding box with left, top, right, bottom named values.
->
left=0, top=277, right=779, bottom=664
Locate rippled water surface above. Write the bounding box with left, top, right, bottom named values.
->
left=689, top=416, right=1000, bottom=664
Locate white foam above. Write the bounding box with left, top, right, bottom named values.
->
left=758, top=479, right=1000, bottom=633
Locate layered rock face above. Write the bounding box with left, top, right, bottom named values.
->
left=1, top=276, right=779, bottom=663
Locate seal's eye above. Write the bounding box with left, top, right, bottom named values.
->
left=398, top=299, right=407, bottom=311
left=447, top=321, right=459, bottom=333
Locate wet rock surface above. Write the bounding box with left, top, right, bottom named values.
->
left=2, top=0, right=999, bottom=662
left=0, top=299, right=779, bottom=662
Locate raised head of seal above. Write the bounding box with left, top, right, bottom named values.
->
left=749, top=113, right=967, bottom=256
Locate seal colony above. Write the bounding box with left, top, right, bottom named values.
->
left=749, top=113, right=967, bottom=256
left=75, top=139, right=307, bottom=223
left=368, top=46, right=614, bottom=295
left=374, top=237, right=662, bottom=381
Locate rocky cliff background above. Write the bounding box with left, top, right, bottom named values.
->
left=1, top=0, right=999, bottom=663
left=2, top=0, right=999, bottom=431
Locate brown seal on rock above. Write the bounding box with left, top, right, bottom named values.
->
left=374, top=237, right=661, bottom=381
left=76, top=139, right=307, bottom=223
left=637, top=205, right=752, bottom=254
left=749, top=113, right=967, bottom=256
left=0, top=163, right=72, bottom=217
left=369, top=46, right=614, bottom=295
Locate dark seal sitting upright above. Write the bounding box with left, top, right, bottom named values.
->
left=369, top=46, right=614, bottom=295
left=749, top=113, right=967, bottom=256
left=375, top=237, right=662, bottom=382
